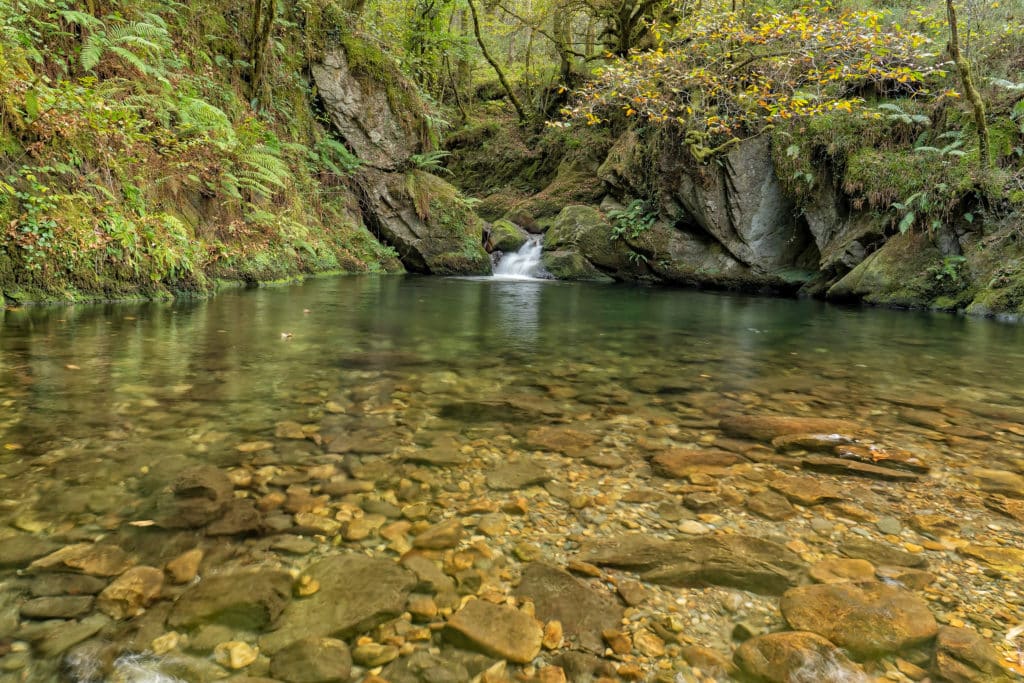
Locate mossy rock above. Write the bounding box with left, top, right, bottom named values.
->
left=486, top=220, right=528, bottom=253
left=545, top=205, right=640, bottom=275
left=541, top=250, right=613, bottom=282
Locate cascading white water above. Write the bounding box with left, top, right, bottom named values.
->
left=492, top=236, right=544, bottom=280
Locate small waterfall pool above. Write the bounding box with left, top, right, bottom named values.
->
left=492, top=235, right=545, bottom=280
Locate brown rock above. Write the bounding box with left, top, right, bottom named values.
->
left=984, top=495, right=1024, bottom=523
left=30, top=543, right=134, bottom=577
left=166, top=549, right=204, bottom=584
left=602, top=629, right=631, bottom=655
left=169, top=570, right=293, bottom=630
left=720, top=415, right=861, bottom=442
left=412, top=518, right=463, bottom=550
left=769, top=476, right=844, bottom=505
left=800, top=455, right=920, bottom=481
left=523, top=426, right=598, bottom=457
left=96, top=565, right=164, bottom=619
left=650, top=448, right=741, bottom=478
left=808, top=558, right=876, bottom=584
left=932, top=626, right=1014, bottom=683
left=833, top=444, right=929, bottom=473
left=680, top=645, right=737, bottom=678
left=780, top=582, right=938, bottom=658
left=960, top=544, right=1024, bottom=577
left=746, top=490, right=796, bottom=520
left=445, top=599, right=543, bottom=663
left=840, top=537, right=928, bottom=569
left=734, top=631, right=864, bottom=683
left=156, top=465, right=233, bottom=528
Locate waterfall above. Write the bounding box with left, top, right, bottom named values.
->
left=492, top=235, right=544, bottom=280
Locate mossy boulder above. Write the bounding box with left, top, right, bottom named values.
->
left=544, top=205, right=643, bottom=278
left=485, top=219, right=528, bottom=253
left=541, top=250, right=613, bottom=282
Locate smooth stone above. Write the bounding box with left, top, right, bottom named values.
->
left=445, top=599, right=543, bottom=664
left=781, top=582, right=938, bottom=659
left=971, top=468, right=1024, bottom=499
left=514, top=563, right=623, bottom=653
left=165, top=548, right=204, bottom=584
left=260, top=554, right=415, bottom=654
left=270, top=536, right=318, bottom=555
left=932, top=626, right=1014, bottom=682
left=404, top=446, right=469, bottom=467
left=207, top=499, right=264, bottom=536
left=876, top=516, right=903, bottom=535
left=650, top=449, right=741, bottom=477
left=772, top=433, right=856, bottom=451
left=96, top=565, right=164, bottom=620
left=270, top=636, right=352, bottom=682
left=214, top=641, right=260, bottom=670
left=734, top=631, right=864, bottom=683
left=29, top=574, right=107, bottom=597
left=583, top=452, right=626, bottom=469
left=485, top=461, right=551, bottom=491
left=412, top=518, right=463, bottom=550
left=29, top=543, right=134, bottom=577
left=681, top=645, right=738, bottom=678
left=985, top=495, right=1024, bottom=523
left=0, top=534, right=61, bottom=569
left=523, top=426, right=598, bottom=457
left=476, top=513, right=507, bottom=537
left=770, top=476, right=844, bottom=505
left=808, top=558, right=876, bottom=584
left=351, top=642, right=400, bottom=667
left=19, top=596, right=94, bottom=620
left=32, top=613, right=110, bottom=657
left=959, top=544, right=1024, bottom=576
left=168, top=570, right=293, bottom=630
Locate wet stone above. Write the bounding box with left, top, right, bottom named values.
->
left=168, top=570, right=293, bottom=631
left=801, top=454, right=920, bottom=481
left=412, top=518, right=463, bottom=550
left=719, top=415, right=861, bottom=442
left=808, top=558, right=876, bottom=584
left=445, top=599, right=543, bottom=664
left=840, top=537, right=928, bottom=569
left=770, top=476, right=844, bottom=505
left=650, top=449, right=741, bottom=478
left=734, top=631, right=865, bottom=683
left=932, top=626, right=1014, bottom=683
left=29, top=543, right=134, bottom=577
left=96, top=565, right=164, bottom=620
left=29, top=574, right=107, bottom=597
left=485, top=460, right=551, bottom=490
left=19, top=596, right=94, bottom=620
left=0, top=533, right=61, bottom=569
left=165, top=548, right=204, bottom=584
left=155, top=465, right=233, bottom=529
left=270, top=636, right=352, bottom=683
left=746, top=489, right=796, bottom=520
left=781, top=581, right=938, bottom=659
left=514, top=562, right=623, bottom=653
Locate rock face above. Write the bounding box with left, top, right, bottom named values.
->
left=260, top=554, right=415, bottom=654
left=578, top=533, right=803, bottom=594
left=734, top=631, right=865, bottom=683
left=312, top=42, right=489, bottom=275
left=445, top=599, right=543, bottom=663
left=514, top=563, right=624, bottom=653
left=780, top=582, right=938, bottom=658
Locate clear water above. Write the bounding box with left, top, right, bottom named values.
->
left=1, top=275, right=1023, bottom=680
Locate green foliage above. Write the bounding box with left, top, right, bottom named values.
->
left=409, top=150, right=453, bottom=175
left=608, top=199, right=656, bottom=241
left=927, top=254, right=967, bottom=283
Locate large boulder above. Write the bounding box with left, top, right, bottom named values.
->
left=168, top=570, right=293, bottom=631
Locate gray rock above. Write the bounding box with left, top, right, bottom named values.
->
left=380, top=649, right=494, bottom=683
left=876, top=516, right=903, bottom=535
left=207, top=499, right=264, bottom=536
left=168, top=570, right=293, bottom=631
left=270, top=636, right=352, bottom=683
left=0, top=533, right=61, bottom=569
left=260, top=554, right=415, bottom=654
left=30, top=613, right=110, bottom=657
left=19, top=596, right=94, bottom=620
left=29, top=574, right=107, bottom=597
left=514, top=563, right=623, bottom=652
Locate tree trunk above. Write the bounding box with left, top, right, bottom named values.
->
left=250, top=0, right=277, bottom=107
left=466, top=0, right=527, bottom=122
left=946, top=0, right=989, bottom=173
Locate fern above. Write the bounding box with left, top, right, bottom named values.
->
left=177, top=97, right=234, bottom=142
left=314, top=138, right=361, bottom=176
left=409, top=150, right=451, bottom=175
left=234, top=144, right=291, bottom=199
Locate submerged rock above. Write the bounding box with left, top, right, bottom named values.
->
left=168, top=570, right=292, bottom=631
left=260, top=554, right=415, bottom=654
left=733, top=631, right=866, bottom=683
left=932, top=626, right=1015, bottom=683
left=29, top=543, right=134, bottom=577
left=96, top=565, right=164, bottom=619
left=445, top=599, right=543, bottom=663
left=270, top=636, right=352, bottom=683
left=514, top=562, right=623, bottom=653
left=719, top=415, right=861, bottom=442
left=155, top=465, right=233, bottom=529
left=780, top=582, right=938, bottom=659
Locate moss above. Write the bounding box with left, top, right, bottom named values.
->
left=487, top=219, right=527, bottom=252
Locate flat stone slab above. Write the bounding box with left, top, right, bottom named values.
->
left=169, top=570, right=292, bottom=631
left=719, top=415, right=861, bottom=442
left=800, top=455, right=919, bottom=481
left=445, top=599, right=542, bottom=663
left=260, top=554, right=415, bottom=654
left=485, top=461, right=551, bottom=491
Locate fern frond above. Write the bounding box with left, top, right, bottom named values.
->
left=81, top=32, right=105, bottom=70
left=59, top=10, right=104, bottom=30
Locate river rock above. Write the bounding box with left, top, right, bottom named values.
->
left=800, top=455, right=919, bottom=481
left=833, top=444, right=929, bottom=473
left=168, top=570, right=292, bottom=630
left=616, top=535, right=804, bottom=595
left=733, top=631, right=865, bottom=683
left=746, top=490, right=796, bottom=520
left=31, top=613, right=110, bottom=657
left=29, top=574, right=107, bottom=597
left=808, top=558, right=876, bottom=584
left=379, top=650, right=491, bottom=683
left=96, top=565, right=164, bottom=619
left=780, top=582, right=938, bottom=658
left=0, top=533, right=60, bottom=569
left=719, top=415, right=861, bottom=442
left=270, top=636, right=352, bottom=682
left=932, top=626, right=1014, bottom=683
left=514, top=562, right=623, bottom=653
left=19, top=596, right=94, bottom=619
left=840, top=537, right=928, bottom=568
left=523, top=425, right=599, bottom=457
left=445, top=599, right=543, bottom=663
left=485, top=460, right=551, bottom=490
left=260, top=554, right=415, bottom=654
left=166, top=548, right=204, bottom=584
left=985, top=495, right=1024, bottom=523
left=412, top=518, right=463, bottom=550
left=971, top=468, right=1024, bottom=498
left=650, top=448, right=741, bottom=478
left=206, top=499, right=264, bottom=536
left=156, top=465, right=233, bottom=528
left=29, top=543, right=134, bottom=577
left=404, top=446, right=470, bottom=466
left=769, top=476, right=844, bottom=505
